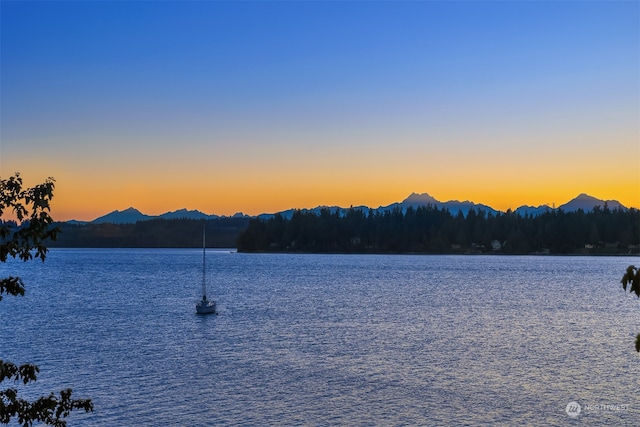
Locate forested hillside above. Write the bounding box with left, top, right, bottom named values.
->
left=237, top=206, right=640, bottom=254
left=48, top=217, right=250, bottom=248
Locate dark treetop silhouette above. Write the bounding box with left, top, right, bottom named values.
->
left=237, top=205, right=639, bottom=255
left=621, top=265, right=640, bottom=352
left=1, top=173, right=93, bottom=426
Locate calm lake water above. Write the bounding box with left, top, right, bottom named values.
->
left=1, top=250, right=639, bottom=425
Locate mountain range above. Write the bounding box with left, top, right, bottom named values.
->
left=67, top=193, right=628, bottom=225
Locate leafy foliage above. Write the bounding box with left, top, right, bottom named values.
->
left=620, top=265, right=640, bottom=353
left=1, top=173, right=93, bottom=425
left=0, top=277, right=25, bottom=303
left=1, top=361, right=92, bottom=427
left=0, top=173, right=59, bottom=265
left=621, top=265, right=640, bottom=297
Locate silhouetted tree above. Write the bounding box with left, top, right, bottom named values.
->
left=1, top=173, right=93, bottom=426
left=620, top=265, right=640, bottom=352
left=237, top=203, right=640, bottom=255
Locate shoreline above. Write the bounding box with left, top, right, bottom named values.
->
left=44, top=246, right=640, bottom=257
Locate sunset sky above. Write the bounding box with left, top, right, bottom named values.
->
left=1, top=1, right=638, bottom=221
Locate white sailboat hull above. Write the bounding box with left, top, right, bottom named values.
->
left=196, top=299, right=217, bottom=314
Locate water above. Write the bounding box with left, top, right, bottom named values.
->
left=1, top=250, right=639, bottom=425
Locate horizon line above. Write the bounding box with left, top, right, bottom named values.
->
left=58, top=192, right=636, bottom=223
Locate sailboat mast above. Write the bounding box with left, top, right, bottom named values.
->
left=202, top=225, right=207, bottom=299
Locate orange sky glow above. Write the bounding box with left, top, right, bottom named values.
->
left=1, top=2, right=639, bottom=222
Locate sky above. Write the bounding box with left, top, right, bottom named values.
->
left=1, top=1, right=639, bottom=221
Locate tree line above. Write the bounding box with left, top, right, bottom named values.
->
left=45, top=217, right=250, bottom=248
left=237, top=205, right=640, bottom=254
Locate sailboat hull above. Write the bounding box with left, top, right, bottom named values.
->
left=196, top=300, right=217, bottom=315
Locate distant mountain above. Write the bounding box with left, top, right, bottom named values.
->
left=263, top=192, right=499, bottom=219
left=71, top=193, right=629, bottom=224
left=514, top=205, right=551, bottom=217
left=86, top=207, right=246, bottom=224
left=402, top=192, right=439, bottom=207
left=65, top=219, right=89, bottom=225
left=92, top=207, right=153, bottom=224
left=258, top=206, right=369, bottom=221
left=158, top=208, right=217, bottom=221
left=558, top=193, right=625, bottom=212
left=442, top=200, right=498, bottom=217
left=513, top=194, right=627, bottom=217
left=378, top=192, right=499, bottom=217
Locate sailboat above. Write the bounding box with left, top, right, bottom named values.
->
left=196, top=227, right=217, bottom=315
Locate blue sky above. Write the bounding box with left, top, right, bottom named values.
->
left=1, top=1, right=638, bottom=220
